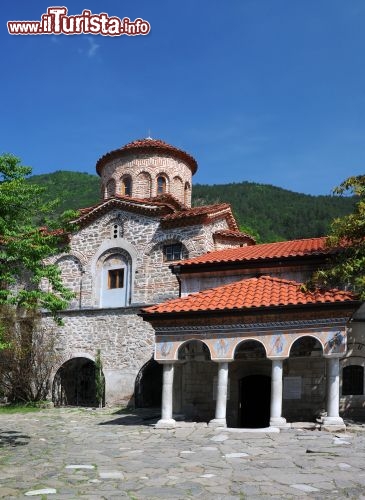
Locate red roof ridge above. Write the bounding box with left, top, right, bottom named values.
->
left=96, top=138, right=198, bottom=176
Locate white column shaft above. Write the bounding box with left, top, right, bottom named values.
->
left=270, top=359, right=288, bottom=427
left=326, top=357, right=340, bottom=418
left=161, top=363, right=174, bottom=421
left=215, top=362, right=229, bottom=420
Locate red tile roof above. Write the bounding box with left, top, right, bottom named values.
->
left=161, top=203, right=239, bottom=231
left=74, top=195, right=175, bottom=224
left=74, top=196, right=239, bottom=230
left=178, top=237, right=331, bottom=267
left=142, top=276, right=356, bottom=315
left=213, top=229, right=256, bottom=244
left=96, top=138, right=198, bottom=175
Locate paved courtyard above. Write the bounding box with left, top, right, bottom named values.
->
left=0, top=408, right=365, bottom=499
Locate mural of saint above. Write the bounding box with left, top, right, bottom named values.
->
left=214, top=338, right=230, bottom=357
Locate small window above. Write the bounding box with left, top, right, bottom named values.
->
left=108, top=269, right=124, bottom=289
left=163, top=243, right=182, bottom=262
left=121, top=177, right=132, bottom=196
left=342, top=365, right=364, bottom=395
left=157, top=176, right=167, bottom=194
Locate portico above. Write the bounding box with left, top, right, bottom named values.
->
left=142, top=275, right=358, bottom=430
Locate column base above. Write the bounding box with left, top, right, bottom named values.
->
left=208, top=418, right=227, bottom=428
left=321, top=416, right=346, bottom=431
left=270, top=417, right=290, bottom=429
left=155, top=418, right=176, bottom=429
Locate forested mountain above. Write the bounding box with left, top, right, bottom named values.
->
left=28, top=171, right=355, bottom=243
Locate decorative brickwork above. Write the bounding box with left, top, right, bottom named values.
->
left=100, top=153, right=194, bottom=206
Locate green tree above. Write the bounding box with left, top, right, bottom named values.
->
left=312, top=175, right=365, bottom=298
left=95, top=349, right=105, bottom=408
left=0, top=154, right=76, bottom=321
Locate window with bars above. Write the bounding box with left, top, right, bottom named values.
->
left=157, top=176, right=167, bottom=194
left=342, top=365, right=364, bottom=395
left=108, top=269, right=124, bottom=289
left=163, top=243, right=183, bottom=262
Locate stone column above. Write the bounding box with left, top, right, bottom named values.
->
left=322, top=357, right=345, bottom=428
left=209, top=362, right=229, bottom=428
left=269, top=358, right=289, bottom=428
left=156, top=363, right=176, bottom=428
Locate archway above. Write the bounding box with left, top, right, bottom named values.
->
left=283, top=335, right=325, bottom=421
left=134, top=359, right=162, bottom=408
left=239, top=374, right=271, bottom=428
left=53, top=357, right=103, bottom=407
left=234, top=340, right=270, bottom=428
left=176, top=340, right=214, bottom=421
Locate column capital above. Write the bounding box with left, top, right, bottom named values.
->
left=267, top=356, right=288, bottom=361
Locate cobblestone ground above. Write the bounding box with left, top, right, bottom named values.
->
left=0, top=408, right=365, bottom=499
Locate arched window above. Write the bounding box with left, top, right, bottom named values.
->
left=121, top=176, right=132, bottom=196
left=157, top=176, right=167, bottom=195
left=343, top=365, right=364, bottom=395
left=100, top=253, right=130, bottom=308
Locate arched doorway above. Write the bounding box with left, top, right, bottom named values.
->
left=53, top=357, right=103, bottom=407
left=239, top=375, right=271, bottom=428
left=135, top=359, right=163, bottom=408
left=234, top=340, right=271, bottom=428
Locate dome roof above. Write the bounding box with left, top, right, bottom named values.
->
left=96, top=137, right=198, bottom=175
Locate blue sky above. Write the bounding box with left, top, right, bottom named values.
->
left=1, top=1, right=364, bottom=195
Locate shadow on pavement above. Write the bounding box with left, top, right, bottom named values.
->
left=0, top=430, right=30, bottom=448
left=98, top=407, right=160, bottom=426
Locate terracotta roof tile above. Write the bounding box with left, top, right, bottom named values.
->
left=161, top=203, right=239, bottom=230
left=142, top=276, right=356, bottom=315
left=213, top=229, right=256, bottom=244
left=96, top=138, right=198, bottom=175
left=178, top=237, right=331, bottom=266
left=74, top=196, right=239, bottom=230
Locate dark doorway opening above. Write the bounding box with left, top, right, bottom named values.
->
left=53, top=357, right=102, bottom=407
left=134, top=359, right=162, bottom=408
left=239, top=374, right=271, bottom=428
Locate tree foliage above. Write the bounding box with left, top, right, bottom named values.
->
left=28, top=171, right=355, bottom=243
left=0, top=307, right=60, bottom=402
left=0, top=154, right=76, bottom=321
left=95, top=349, right=105, bottom=408
left=312, top=175, right=365, bottom=298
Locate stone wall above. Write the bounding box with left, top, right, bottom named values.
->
left=45, top=307, right=155, bottom=405
left=46, top=206, right=233, bottom=406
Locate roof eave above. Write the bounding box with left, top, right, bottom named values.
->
left=141, top=299, right=361, bottom=322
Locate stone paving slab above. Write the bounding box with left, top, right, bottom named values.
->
left=0, top=408, right=365, bottom=498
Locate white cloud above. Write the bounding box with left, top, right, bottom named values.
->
left=86, top=36, right=100, bottom=58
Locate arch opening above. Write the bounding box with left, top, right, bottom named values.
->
left=52, top=357, right=104, bottom=407
left=157, top=175, right=167, bottom=195
left=121, top=175, right=132, bottom=196
left=134, top=358, right=163, bottom=408
left=289, top=336, right=323, bottom=357
left=234, top=339, right=267, bottom=360
left=178, top=340, right=211, bottom=361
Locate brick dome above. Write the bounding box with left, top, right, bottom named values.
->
left=97, top=138, right=197, bottom=207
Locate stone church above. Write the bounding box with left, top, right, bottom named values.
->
left=47, top=137, right=365, bottom=429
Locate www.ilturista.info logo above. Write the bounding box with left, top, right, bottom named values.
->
left=7, top=7, right=151, bottom=36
